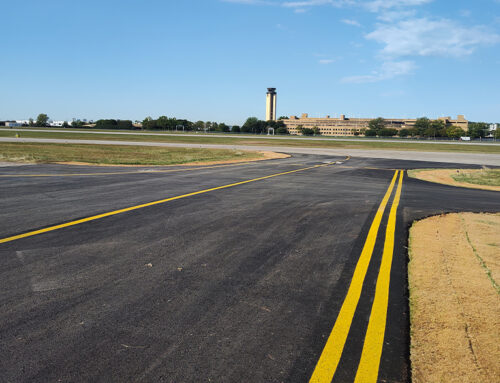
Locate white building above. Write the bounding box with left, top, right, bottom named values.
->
left=49, top=120, right=67, bottom=127
left=6, top=121, right=22, bottom=127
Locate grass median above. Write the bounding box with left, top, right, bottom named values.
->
left=2, top=129, right=500, bottom=153
left=0, top=142, right=271, bottom=166
left=409, top=213, right=500, bottom=383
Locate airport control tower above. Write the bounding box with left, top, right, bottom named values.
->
left=266, top=88, right=277, bottom=121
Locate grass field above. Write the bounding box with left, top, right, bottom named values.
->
left=0, top=142, right=265, bottom=166
left=2, top=129, right=500, bottom=153
left=452, top=168, right=500, bottom=186
left=408, top=168, right=500, bottom=191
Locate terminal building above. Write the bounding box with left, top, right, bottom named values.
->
left=282, top=113, right=469, bottom=136
left=265, top=87, right=469, bottom=136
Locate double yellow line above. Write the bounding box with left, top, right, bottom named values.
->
left=0, top=163, right=331, bottom=244
left=310, top=170, right=404, bottom=383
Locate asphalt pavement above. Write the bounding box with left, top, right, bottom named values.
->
left=0, top=154, right=499, bottom=382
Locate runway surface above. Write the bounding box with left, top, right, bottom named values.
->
left=0, top=154, right=498, bottom=382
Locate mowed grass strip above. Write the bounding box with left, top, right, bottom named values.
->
left=2, top=129, right=500, bottom=153
left=408, top=168, right=500, bottom=191
left=452, top=168, right=500, bottom=186
left=408, top=213, right=500, bottom=383
left=0, top=142, right=265, bottom=166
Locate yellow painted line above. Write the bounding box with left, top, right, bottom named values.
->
left=309, top=170, right=399, bottom=383
left=354, top=170, right=404, bottom=383
left=0, top=163, right=330, bottom=245
left=0, top=162, right=256, bottom=178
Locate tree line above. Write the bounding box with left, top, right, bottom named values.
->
left=361, top=117, right=498, bottom=139
left=21, top=114, right=290, bottom=134
left=17, top=114, right=500, bottom=139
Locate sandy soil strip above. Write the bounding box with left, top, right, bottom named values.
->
left=54, top=151, right=290, bottom=167
left=409, top=213, right=500, bottom=383
left=408, top=169, right=500, bottom=191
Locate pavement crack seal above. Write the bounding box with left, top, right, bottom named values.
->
left=309, top=170, right=400, bottom=383
left=0, top=162, right=336, bottom=245
left=459, top=214, right=499, bottom=295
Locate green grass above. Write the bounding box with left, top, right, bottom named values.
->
left=0, top=142, right=264, bottom=166
left=2, top=129, right=500, bottom=153
left=452, top=169, right=500, bottom=186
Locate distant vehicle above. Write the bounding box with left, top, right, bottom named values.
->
left=460, top=137, right=471, bottom=141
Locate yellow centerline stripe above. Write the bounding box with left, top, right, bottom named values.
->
left=354, top=170, right=404, bottom=383
left=309, top=170, right=399, bottom=383
left=0, top=163, right=330, bottom=244
left=0, top=162, right=255, bottom=178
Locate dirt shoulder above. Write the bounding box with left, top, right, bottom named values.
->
left=408, top=169, right=500, bottom=191
left=55, top=151, right=290, bottom=167
left=408, top=213, right=500, bottom=383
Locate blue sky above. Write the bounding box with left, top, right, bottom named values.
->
left=1, top=0, right=499, bottom=124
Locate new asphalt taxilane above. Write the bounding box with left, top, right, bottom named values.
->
left=0, top=155, right=498, bottom=382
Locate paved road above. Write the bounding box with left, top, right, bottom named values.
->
left=2, top=137, right=500, bottom=166
left=0, top=155, right=499, bottom=382
left=2, top=128, right=500, bottom=146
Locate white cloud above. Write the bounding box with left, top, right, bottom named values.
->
left=224, top=0, right=433, bottom=12
left=362, top=0, right=432, bottom=12
left=376, top=9, right=416, bottom=21
left=319, top=59, right=336, bottom=64
left=341, top=60, right=416, bottom=83
left=367, top=18, right=500, bottom=57
left=341, top=19, right=362, bottom=27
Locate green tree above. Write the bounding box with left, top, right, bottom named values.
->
left=398, top=129, right=410, bottom=137
left=116, top=120, right=133, bottom=130
left=95, top=119, right=118, bottom=129
left=142, top=117, right=157, bottom=130
left=278, top=116, right=288, bottom=120
left=299, top=127, right=315, bottom=136
left=218, top=123, right=230, bottom=132
left=276, top=126, right=288, bottom=134
left=28, top=118, right=35, bottom=127
left=446, top=126, right=466, bottom=139
left=468, top=122, right=489, bottom=138
left=379, top=128, right=398, bottom=137
left=156, top=116, right=169, bottom=130
left=368, top=118, right=386, bottom=135
left=365, top=129, right=377, bottom=137
left=231, top=125, right=241, bottom=133
left=62, top=121, right=70, bottom=128
left=72, top=119, right=85, bottom=128
left=242, top=117, right=260, bottom=133
left=414, top=117, right=430, bottom=136
left=36, top=113, right=49, bottom=127
left=312, top=126, right=321, bottom=135
left=194, top=121, right=205, bottom=131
